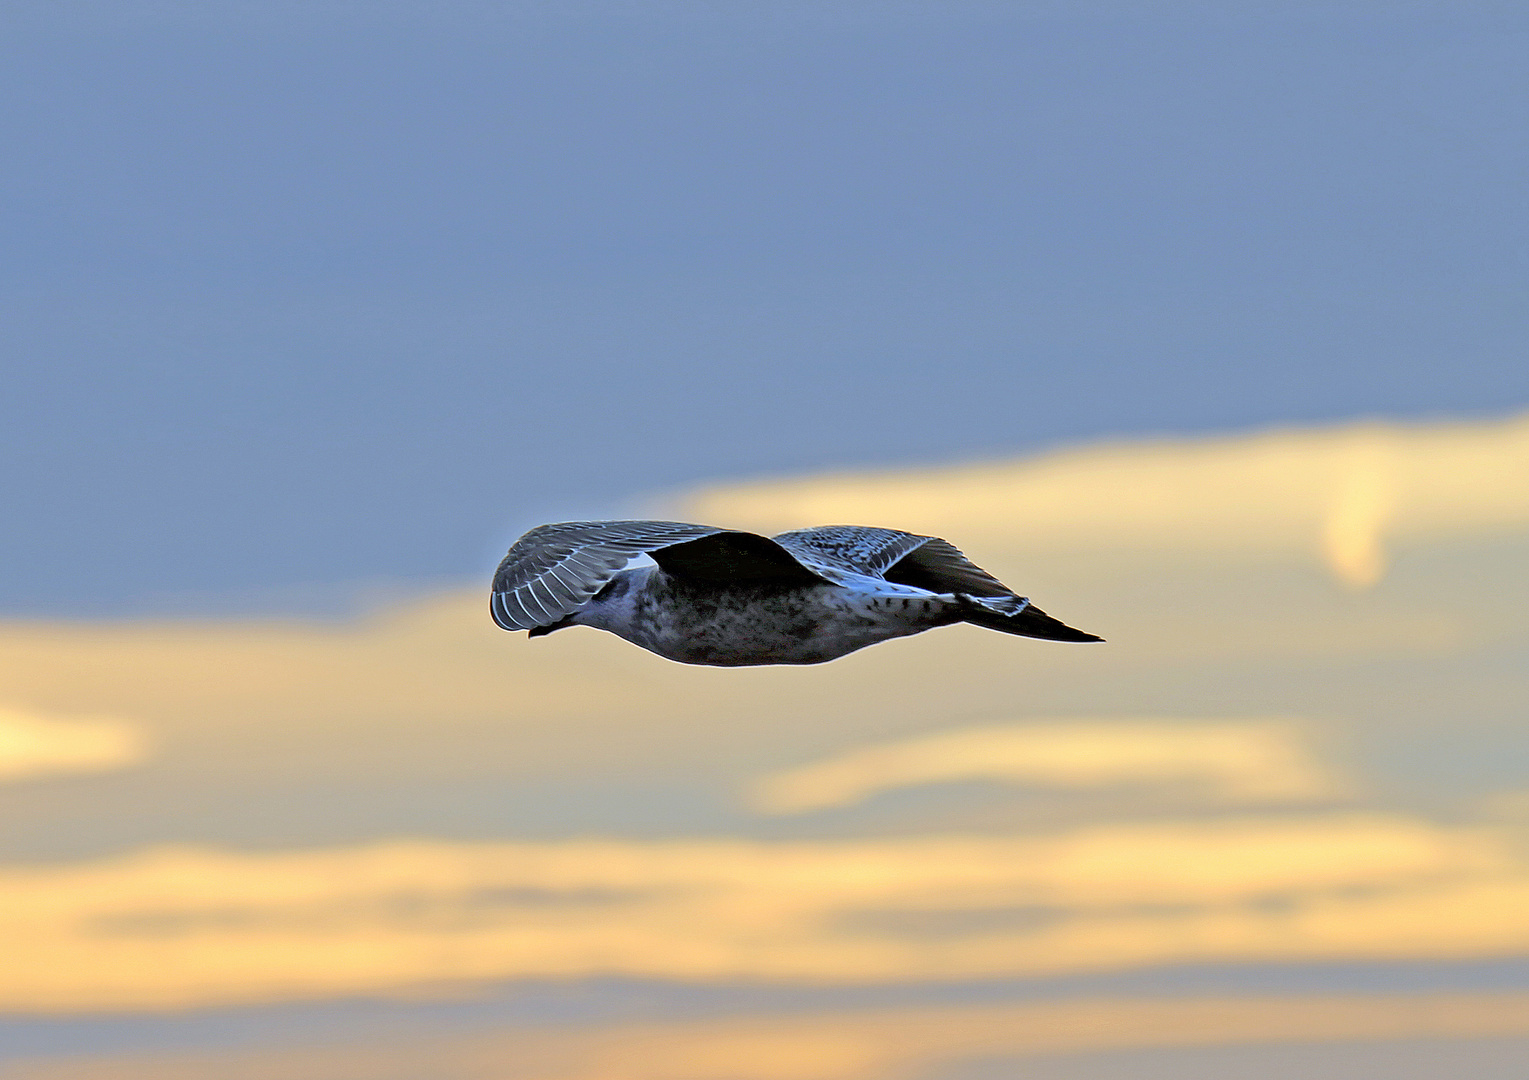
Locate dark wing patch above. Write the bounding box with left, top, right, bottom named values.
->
left=652, top=531, right=829, bottom=587
left=883, top=538, right=1016, bottom=598
left=490, top=520, right=726, bottom=631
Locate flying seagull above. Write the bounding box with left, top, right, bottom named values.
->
left=490, top=521, right=1101, bottom=667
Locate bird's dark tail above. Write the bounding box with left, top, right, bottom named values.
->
left=961, top=598, right=1103, bottom=642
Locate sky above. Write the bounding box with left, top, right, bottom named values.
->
left=3, top=7, right=1529, bottom=1073
left=3, top=0, right=1527, bottom=615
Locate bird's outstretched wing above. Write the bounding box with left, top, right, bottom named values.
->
left=772, top=525, right=1014, bottom=597
left=491, top=520, right=725, bottom=631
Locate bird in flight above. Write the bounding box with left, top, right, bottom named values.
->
left=491, top=521, right=1101, bottom=667
left=489, top=517, right=1100, bottom=660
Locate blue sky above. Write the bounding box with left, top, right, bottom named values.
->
left=3, top=0, right=1526, bottom=614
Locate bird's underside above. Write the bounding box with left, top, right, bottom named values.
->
left=490, top=520, right=1101, bottom=666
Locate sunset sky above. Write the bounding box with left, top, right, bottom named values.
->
left=4, top=2, right=1529, bottom=1077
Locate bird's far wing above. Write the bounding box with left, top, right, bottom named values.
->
left=776, top=526, right=1017, bottom=598
left=490, top=520, right=726, bottom=631
left=771, top=525, right=936, bottom=583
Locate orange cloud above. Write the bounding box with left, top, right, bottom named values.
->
left=749, top=718, right=1345, bottom=814
left=0, top=814, right=1522, bottom=1012
left=0, top=705, right=148, bottom=782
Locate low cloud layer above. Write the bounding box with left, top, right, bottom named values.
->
left=12, top=992, right=1529, bottom=1080
left=749, top=719, right=1345, bottom=815
left=2, top=813, right=1523, bottom=1011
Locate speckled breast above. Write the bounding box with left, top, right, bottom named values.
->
left=630, top=578, right=955, bottom=667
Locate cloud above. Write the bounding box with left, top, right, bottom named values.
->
left=11, top=991, right=1529, bottom=1080
left=1322, top=433, right=1394, bottom=589
left=0, top=705, right=148, bottom=782
left=0, top=814, right=1522, bottom=1012
left=676, top=413, right=1529, bottom=588
left=748, top=718, right=1345, bottom=815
